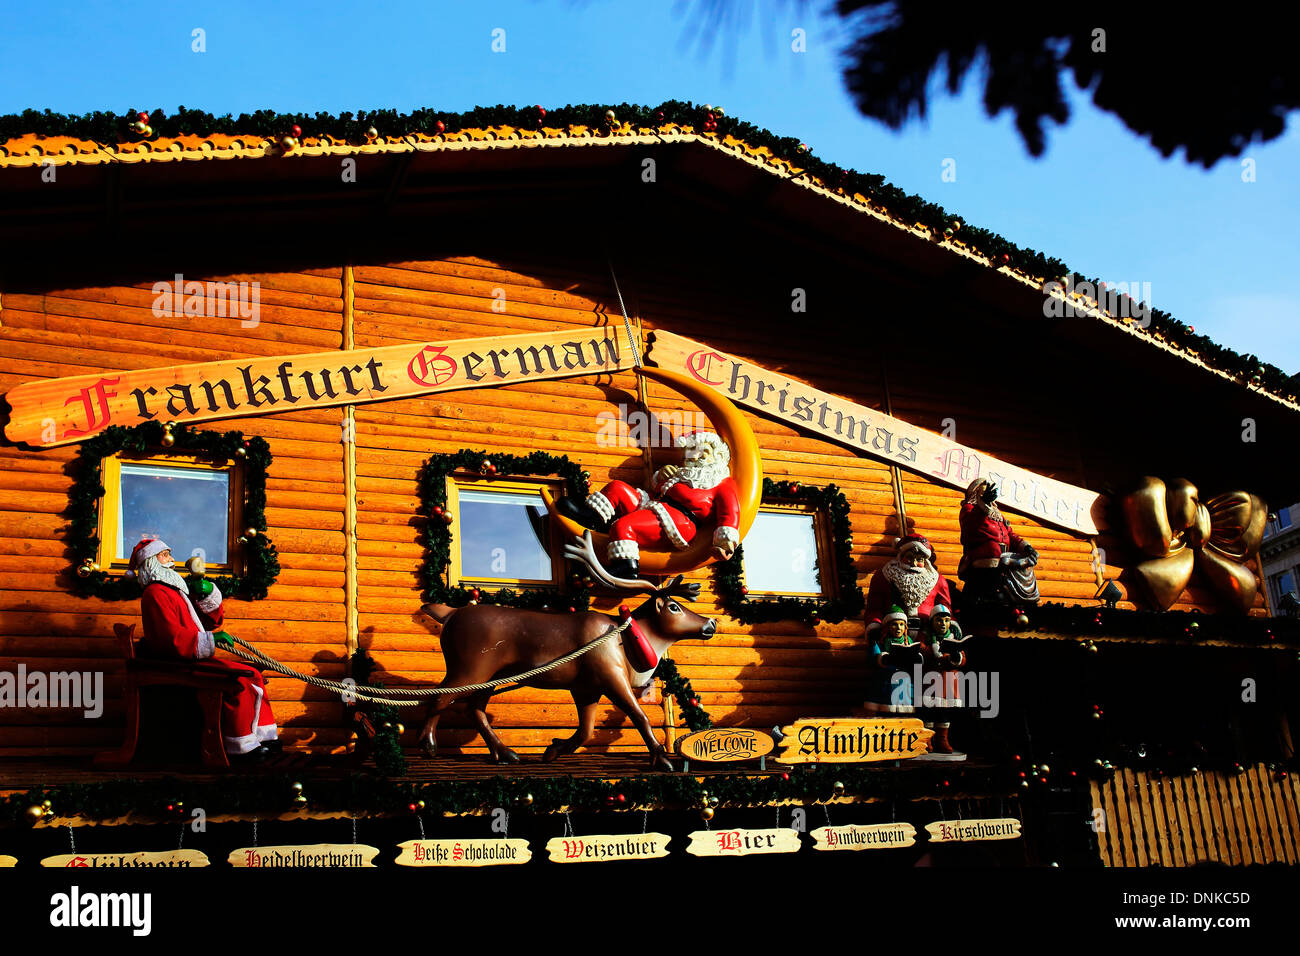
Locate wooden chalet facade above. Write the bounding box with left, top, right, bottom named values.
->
left=1, top=111, right=1297, bottom=865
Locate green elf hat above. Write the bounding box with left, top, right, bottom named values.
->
left=882, top=605, right=908, bottom=626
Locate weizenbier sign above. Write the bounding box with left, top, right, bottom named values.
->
left=647, top=330, right=1102, bottom=535
left=4, top=326, right=633, bottom=448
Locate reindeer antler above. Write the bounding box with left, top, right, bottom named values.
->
left=564, top=531, right=658, bottom=593
left=659, top=573, right=702, bottom=602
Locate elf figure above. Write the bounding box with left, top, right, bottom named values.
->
left=130, top=538, right=279, bottom=760
left=864, top=534, right=952, bottom=639
left=863, top=606, right=925, bottom=714
left=920, top=603, right=969, bottom=755
left=556, top=430, right=740, bottom=578
left=958, top=478, right=1040, bottom=607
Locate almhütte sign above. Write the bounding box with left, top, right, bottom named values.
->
left=3, top=326, right=633, bottom=448
left=647, top=330, right=1103, bottom=535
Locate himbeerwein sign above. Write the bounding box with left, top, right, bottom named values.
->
left=647, top=330, right=1103, bottom=535
left=3, top=327, right=633, bottom=448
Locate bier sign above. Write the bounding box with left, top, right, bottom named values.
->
left=685, top=827, right=800, bottom=858
left=395, top=838, right=531, bottom=867
left=228, top=844, right=380, bottom=867
left=676, top=728, right=775, bottom=763
left=810, top=823, right=917, bottom=851
left=41, top=850, right=210, bottom=868
left=925, top=818, right=1023, bottom=843
left=544, top=833, right=671, bottom=863
left=776, top=718, right=931, bottom=763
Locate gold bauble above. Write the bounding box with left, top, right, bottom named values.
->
left=245, top=528, right=258, bottom=539
left=26, top=804, right=45, bottom=824
left=293, top=794, right=307, bottom=806
left=396, top=723, right=405, bottom=735
left=77, top=563, right=92, bottom=577
left=291, top=781, right=303, bottom=793
left=832, top=781, right=845, bottom=795
left=160, top=433, right=175, bottom=447
left=416, top=800, right=426, bottom=810
left=234, top=447, right=247, bottom=458
left=700, top=807, right=714, bottom=821
left=521, top=794, right=533, bottom=806
left=441, top=512, right=454, bottom=525
left=42, top=799, right=53, bottom=810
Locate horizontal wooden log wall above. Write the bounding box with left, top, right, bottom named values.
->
left=1091, top=764, right=1300, bottom=865
left=0, top=270, right=349, bottom=754
left=0, top=249, right=1260, bottom=760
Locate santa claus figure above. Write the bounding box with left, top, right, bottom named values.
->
left=864, top=534, right=951, bottom=639
left=556, top=430, right=740, bottom=578
left=958, top=478, right=1040, bottom=607
left=130, top=538, right=279, bottom=760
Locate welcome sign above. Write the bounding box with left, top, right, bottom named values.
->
left=4, top=326, right=633, bottom=447
left=647, top=330, right=1103, bottom=535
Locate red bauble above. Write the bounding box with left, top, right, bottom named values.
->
left=435, top=120, right=446, bottom=134
left=690, top=697, right=700, bottom=707
left=567, top=606, right=576, bottom=613
left=137, top=111, right=149, bottom=123
left=616, top=793, right=626, bottom=804
left=781, top=772, right=790, bottom=781
left=470, top=588, right=481, bottom=601
left=432, top=505, right=443, bottom=516
left=998, top=253, right=1011, bottom=265
left=291, top=124, right=302, bottom=138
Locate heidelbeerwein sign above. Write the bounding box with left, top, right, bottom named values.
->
left=4, top=326, right=633, bottom=447
left=675, top=728, right=775, bottom=762
left=647, top=330, right=1102, bottom=535
left=228, top=844, right=380, bottom=867
left=395, top=838, right=531, bottom=867
left=776, top=718, right=932, bottom=763
left=925, top=818, right=1023, bottom=842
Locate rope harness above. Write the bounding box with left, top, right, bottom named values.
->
left=223, top=617, right=636, bottom=708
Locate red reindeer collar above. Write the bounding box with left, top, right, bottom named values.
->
left=623, top=619, right=660, bottom=673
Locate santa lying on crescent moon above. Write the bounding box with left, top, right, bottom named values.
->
left=556, top=430, right=741, bottom=579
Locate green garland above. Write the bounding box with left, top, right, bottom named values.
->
left=67, top=421, right=279, bottom=601
left=1, top=762, right=1020, bottom=825
left=350, top=651, right=407, bottom=777
left=416, top=449, right=591, bottom=609
left=714, top=478, right=864, bottom=625
left=4, top=101, right=1293, bottom=401
left=977, top=601, right=1300, bottom=647
left=653, top=657, right=712, bottom=731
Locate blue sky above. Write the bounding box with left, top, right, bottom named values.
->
left=4, top=1, right=1297, bottom=372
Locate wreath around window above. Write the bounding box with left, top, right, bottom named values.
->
left=417, top=449, right=593, bottom=610
left=67, top=421, right=279, bottom=600
left=713, top=478, right=864, bottom=625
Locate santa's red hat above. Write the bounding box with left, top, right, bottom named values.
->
left=897, top=534, right=935, bottom=562
left=128, top=537, right=169, bottom=572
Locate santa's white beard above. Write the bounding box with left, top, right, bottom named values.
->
left=138, top=555, right=187, bottom=591
left=675, top=456, right=730, bottom=490
left=882, top=559, right=940, bottom=613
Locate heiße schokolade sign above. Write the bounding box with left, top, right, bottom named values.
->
left=395, top=838, right=531, bottom=867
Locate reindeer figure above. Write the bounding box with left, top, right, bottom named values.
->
left=418, top=532, right=715, bottom=771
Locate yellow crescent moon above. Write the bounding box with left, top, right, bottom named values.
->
left=542, top=365, right=763, bottom=574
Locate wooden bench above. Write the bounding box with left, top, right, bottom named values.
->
left=94, top=622, right=245, bottom=770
